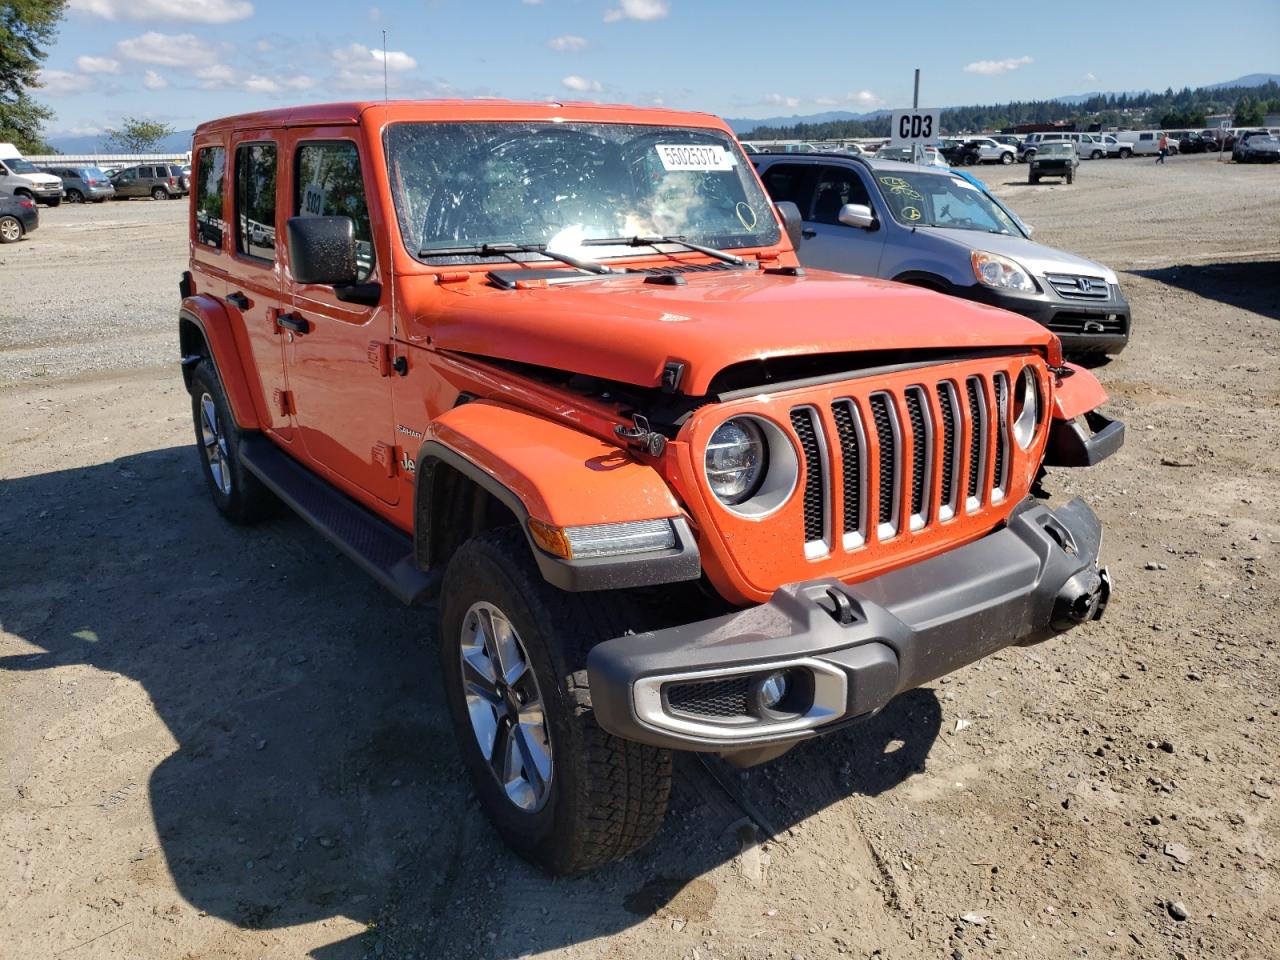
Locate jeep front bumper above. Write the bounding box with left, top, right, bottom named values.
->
left=588, top=498, right=1109, bottom=755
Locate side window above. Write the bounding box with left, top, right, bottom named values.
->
left=195, top=146, right=226, bottom=249
left=236, top=142, right=277, bottom=260
left=295, top=141, right=376, bottom=282
left=139, top=166, right=154, bottom=178
left=813, top=166, right=871, bottom=224
left=759, top=163, right=819, bottom=218
left=1140, top=133, right=1153, bottom=141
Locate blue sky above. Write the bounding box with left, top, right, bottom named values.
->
left=35, top=0, right=1280, bottom=137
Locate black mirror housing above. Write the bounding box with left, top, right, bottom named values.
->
left=287, top=216, right=358, bottom=286
left=774, top=201, right=804, bottom=249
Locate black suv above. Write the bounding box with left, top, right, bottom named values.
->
left=1029, top=142, right=1078, bottom=184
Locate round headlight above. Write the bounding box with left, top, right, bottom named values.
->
left=705, top=418, right=767, bottom=505
left=1013, top=366, right=1040, bottom=449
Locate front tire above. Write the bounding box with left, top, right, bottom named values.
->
left=0, top=215, right=23, bottom=243
left=1119, top=148, right=1132, bottom=159
left=189, top=361, right=277, bottom=524
left=439, top=527, right=672, bottom=875
left=1091, top=150, right=1103, bottom=160
left=1000, top=151, right=1013, bottom=164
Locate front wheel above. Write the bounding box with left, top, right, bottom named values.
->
left=1067, top=171, right=1075, bottom=184
left=44, top=196, right=61, bottom=207
left=439, top=527, right=672, bottom=875
left=1119, top=148, right=1132, bottom=159
left=1091, top=150, right=1103, bottom=160
left=1029, top=173, right=1040, bottom=184
left=0, top=215, right=23, bottom=243
left=1000, top=151, right=1013, bottom=164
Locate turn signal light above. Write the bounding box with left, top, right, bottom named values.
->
left=528, top=518, right=677, bottom=560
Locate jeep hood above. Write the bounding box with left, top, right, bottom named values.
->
left=926, top=228, right=1120, bottom=285
left=411, top=269, right=1055, bottom=395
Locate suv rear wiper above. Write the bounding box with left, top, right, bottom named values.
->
left=581, top=235, right=748, bottom=267
left=418, top=242, right=618, bottom=275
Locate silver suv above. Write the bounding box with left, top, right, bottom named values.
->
left=753, top=153, right=1131, bottom=354
left=109, top=163, right=189, bottom=200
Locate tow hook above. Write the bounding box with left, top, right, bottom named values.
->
left=615, top=414, right=667, bottom=456
left=1051, top=565, right=1111, bottom=632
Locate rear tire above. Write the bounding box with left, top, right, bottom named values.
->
left=1067, top=171, right=1075, bottom=184
left=67, top=189, right=84, bottom=203
left=44, top=196, right=61, bottom=207
left=151, top=186, right=167, bottom=201
left=439, top=526, right=673, bottom=876
left=1119, top=148, right=1132, bottom=159
left=0, top=215, right=23, bottom=243
left=1000, top=152, right=1013, bottom=164
left=1091, top=150, right=1103, bottom=160
left=1029, top=173, right=1039, bottom=184
left=189, top=361, right=277, bottom=524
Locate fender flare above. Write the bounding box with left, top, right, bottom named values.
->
left=179, top=297, right=261, bottom=430
left=414, top=402, right=700, bottom=592
left=891, top=270, right=954, bottom=293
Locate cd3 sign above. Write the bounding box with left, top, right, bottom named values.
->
left=889, top=109, right=941, bottom=146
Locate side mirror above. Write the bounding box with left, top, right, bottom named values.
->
left=287, top=216, right=358, bottom=286
left=837, top=203, right=876, bottom=230
left=1022, top=223, right=1035, bottom=237
left=774, top=200, right=804, bottom=248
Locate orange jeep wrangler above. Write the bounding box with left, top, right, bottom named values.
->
left=179, top=100, right=1122, bottom=875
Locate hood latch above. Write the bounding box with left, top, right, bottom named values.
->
left=615, top=414, right=667, bottom=457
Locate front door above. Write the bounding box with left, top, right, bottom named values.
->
left=797, top=164, right=887, bottom=277
left=282, top=132, right=399, bottom=505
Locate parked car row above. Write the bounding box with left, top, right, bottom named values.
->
left=0, top=143, right=191, bottom=210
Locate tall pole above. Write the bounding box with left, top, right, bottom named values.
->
left=913, top=68, right=920, bottom=109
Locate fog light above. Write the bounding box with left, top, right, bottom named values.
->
left=757, top=671, right=789, bottom=709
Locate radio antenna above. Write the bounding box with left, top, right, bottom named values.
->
left=382, top=28, right=399, bottom=349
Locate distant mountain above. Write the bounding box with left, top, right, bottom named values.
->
left=1204, top=73, right=1280, bottom=89
left=726, top=110, right=887, bottom=135
left=44, top=129, right=194, bottom=155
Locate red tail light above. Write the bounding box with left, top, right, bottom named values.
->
left=169, top=177, right=177, bottom=186
left=19, top=199, right=35, bottom=209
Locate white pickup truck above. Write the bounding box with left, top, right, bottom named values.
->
left=0, top=143, right=64, bottom=206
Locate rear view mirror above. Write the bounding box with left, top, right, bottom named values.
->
left=287, top=216, right=358, bottom=286
left=774, top=201, right=803, bottom=248
left=837, top=203, right=876, bottom=230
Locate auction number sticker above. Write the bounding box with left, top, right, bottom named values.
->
left=655, top=144, right=735, bottom=172
left=301, top=183, right=328, bottom=216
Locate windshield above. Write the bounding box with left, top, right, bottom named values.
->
left=874, top=171, right=1022, bottom=235
left=1039, top=143, right=1074, bottom=157
left=385, top=121, right=779, bottom=262
left=6, top=157, right=39, bottom=174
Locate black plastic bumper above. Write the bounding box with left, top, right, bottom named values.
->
left=1044, top=410, right=1125, bottom=467
left=955, top=283, right=1131, bottom=354
left=588, top=498, right=1110, bottom=753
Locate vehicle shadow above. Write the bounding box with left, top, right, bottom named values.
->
left=1127, top=259, right=1280, bottom=322
left=0, top=446, right=940, bottom=959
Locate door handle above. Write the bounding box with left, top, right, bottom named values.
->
left=801, top=228, right=817, bottom=238
left=226, top=291, right=249, bottom=310
left=276, top=313, right=310, bottom=335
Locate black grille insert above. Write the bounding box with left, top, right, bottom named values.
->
left=790, top=408, right=825, bottom=543
left=870, top=394, right=896, bottom=527
left=965, top=378, right=984, bottom=501
left=831, top=402, right=862, bottom=536
left=905, top=389, right=928, bottom=518
left=666, top=676, right=751, bottom=720
left=938, top=382, right=957, bottom=510
left=993, top=373, right=1008, bottom=493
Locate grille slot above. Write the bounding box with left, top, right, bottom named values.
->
left=869, top=393, right=899, bottom=536
left=937, top=381, right=959, bottom=519
left=905, top=387, right=931, bottom=527
left=666, top=677, right=751, bottom=720
left=790, top=408, right=827, bottom=549
left=965, top=377, right=987, bottom=510
left=831, top=401, right=865, bottom=545
left=993, top=373, right=1009, bottom=500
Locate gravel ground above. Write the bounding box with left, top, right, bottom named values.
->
left=1, top=153, right=1278, bottom=960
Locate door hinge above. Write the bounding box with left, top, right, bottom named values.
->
left=372, top=441, right=398, bottom=477
left=272, top=388, right=294, bottom=417
left=368, top=340, right=393, bottom=377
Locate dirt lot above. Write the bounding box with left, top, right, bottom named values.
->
left=2, top=155, right=1278, bottom=960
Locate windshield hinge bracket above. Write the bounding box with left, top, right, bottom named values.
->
left=615, top=414, right=667, bottom=456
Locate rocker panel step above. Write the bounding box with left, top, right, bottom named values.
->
left=239, top=435, right=439, bottom=605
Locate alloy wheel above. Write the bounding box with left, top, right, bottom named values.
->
left=0, top=217, right=20, bottom=242
left=199, top=392, right=232, bottom=496
left=459, top=600, right=553, bottom=812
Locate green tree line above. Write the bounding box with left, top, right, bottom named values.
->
left=745, top=81, right=1280, bottom=140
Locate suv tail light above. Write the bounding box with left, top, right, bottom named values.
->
left=168, top=177, right=177, bottom=186
left=19, top=198, right=35, bottom=209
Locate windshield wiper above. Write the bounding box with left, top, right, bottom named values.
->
left=418, top=242, right=617, bottom=275
left=581, top=235, right=748, bottom=267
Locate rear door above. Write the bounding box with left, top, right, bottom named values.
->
left=227, top=132, right=292, bottom=440
left=282, top=131, right=399, bottom=505
left=795, top=163, right=886, bottom=277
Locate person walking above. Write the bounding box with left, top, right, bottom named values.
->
left=1156, top=133, right=1169, bottom=164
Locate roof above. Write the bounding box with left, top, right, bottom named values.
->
left=752, top=151, right=958, bottom=176
left=193, top=99, right=727, bottom=136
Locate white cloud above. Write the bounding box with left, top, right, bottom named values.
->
left=763, top=93, right=800, bottom=109
left=521, top=0, right=544, bottom=5
left=197, top=62, right=312, bottom=95
left=330, top=43, right=416, bottom=91
left=195, top=63, right=235, bottom=85
left=963, top=55, right=1033, bottom=76
left=1083, top=72, right=1097, bottom=82
left=142, top=69, right=168, bottom=89
left=37, top=68, right=92, bottom=96
left=847, top=89, right=884, bottom=108
left=76, top=55, right=122, bottom=74
left=813, top=96, right=838, bottom=106
left=604, top=0, right=668, bottom=22
left=117, top=31, right=215, bottom=66
left=562, top=75, right=602, bottom=93
left=548, top=35, right=587, bottom=51
left=70, top=0, right=253, bottom=23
